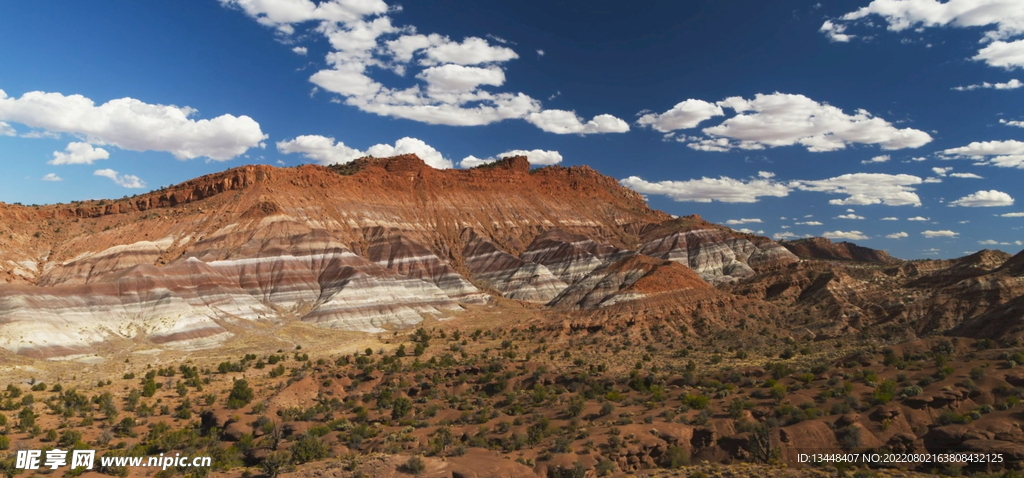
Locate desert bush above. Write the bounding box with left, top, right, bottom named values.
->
left=226, top=380, right=254, bottom=409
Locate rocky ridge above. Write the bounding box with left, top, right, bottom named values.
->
left=0, top=156, right=801, bottom=357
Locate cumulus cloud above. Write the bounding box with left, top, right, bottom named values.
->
left=862, top=154, right=890, bottom=164
left=619, top=175, right=791, bottom=203
left=795, top=173, right=923, bottom=206
left=941, top=139, right=1024, bottom=168
left=773, top=232, right=799, bottom=240
left=1001, top=119, right=1024, bottom=128
left=276, top=135, right=365, bottom=165
left=886, top=232, right=909, bottom=238
left=277, top=134, right=453, bottom=169
left=922, top=230, right=959, bottom=238
left=950, top=172, right=984, bottom=178
left=292, top=46, right=308, bottom=55
left=417, top=65, right=505, bottom=92
left=94, top=169, right=145, bottom=189
left=796, top=221, right=823, bottom=225
left=908, top=216, right=930, bottom=221
left=979, top=239, right=1024, bottom=245
left=820, top=20, right=854, bottom=42
left=222, top=0, right=628, bottom=134
left=975, top=39, right=1024, bottom=69
left=824, top=230, right=870, bottom=240
left=678, top=93, right=931, bottom=152
left=725, top=218, right=763, bottom=225
left=0, top=121, right=14, bottom=136
left=49, top=142, right=110, bottom=165
left=949, top=189, right=1015, bottom=207
left=458, top=149, right=562, bottom=168
left=832, top=0, right=1024, bottom=69
left=953, top=78, right=1022, bottom=90
left=525, top=110, right=630, bottom=134
left=365, top=137, right=453, bottom=169
left=637, top=99, right=724, bottom=132
left=837, top=213, right=865, bottom=219
left=0, top=89, right=266, bottom=161
left=1000, top=212, right=1024, bottom=217
left=932, top=167, right=952, bottom=176
left=881, top=217, right=899, bottom=220
left=41, top=173, right=61, bottom=182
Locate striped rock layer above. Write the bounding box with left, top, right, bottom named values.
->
left=0, top=156, right=799, bottom=357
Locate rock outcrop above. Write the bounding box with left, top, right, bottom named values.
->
left=2, top=155, right=1021, bottom=357
left=780, top=237, right=901, bottom=264
left=0, top=156, right=801, bottom=357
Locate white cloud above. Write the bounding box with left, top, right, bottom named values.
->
left=908, top=216, right=930, bottom=221
left=932, top=166, right=952, bottom=176
left=886, top=232, right=909, bottom=239
left=49, top=142, right=110, bottom=165
left=922, top=230, right=959, bottom=238
left=365, top=137, right=453, bottom=169
left=975, top=39, right=1024, bottom=70
left=292, top=46, right=308, bottom=55
left=0, top=121, right=14, bottom=136
left=277, top=134, right=453, bottom=168
left=458, top=155, right=492, bottom=168
left=1001, top=119, right=1024, bottom=128
left=941, top=139, right=1024, bottom=168
left=459, top=149, right=562, bottom=168
left=224, top=1, right=627, bottom=134
left=94, top=169, right=146, bottom=189
left=823, top=230, right=870, bottom=241
left=689, top=93, right=931, bottom=152
left=773, top=232, right=798, bottom=240
left=41, top=173, right=61, bottom=182
left=953, top=78, right=1022, bottom=90
left=949, top=189, right=1015, bottom=207
left=0, top=89, right=266, bottom=161
left=797, top=221, right=824, bottom=225
left=979, top=239, right=1024, bottom=245
left=834, top=0, right=1024, bottom=69
left=417, top=65, right=505, bottom=91
left=923, top=177, right=943, bottom=183
left=1000, top=212, right=1024, bottom=217
left=820, top=20, right=854, bottom=42
left=725, top=218, right=763, bottom=225
left=420, top=37, right=518, bottom=65
left=525, top=110, right=630, bottom=134
left=759, top=171, right=776, bottom=178
left=499, top=149, right=561, bottom=165
left=950, top=172, right=984, bottom=178
left=862, top=154, right=891, bottom=164
left=277, top=135, right=365, bottom=165
left=795, top=173, right=923, bottom=206
left=219, top=0, right=390, bottom=32
left=620, top=175, right=791, bottom=203
left=536, top=49, right=544, bottom=57
left=837, top=213, right=865, bottom=219
left=637, top=99, right=724, bottom=132
left=881, top=217, right=899, bottom=220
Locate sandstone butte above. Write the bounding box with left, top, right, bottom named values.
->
left=1, top=154, right=1023, bottom=359
left=0, top=155, right=802, bottom=358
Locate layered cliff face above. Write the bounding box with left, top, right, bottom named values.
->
left=3, top=155, right=1019, bottom=358
left=780, top=237, right=901, bottom=264
left=722, top=248, right=1024, bottom=341
left=638, top=218, right=799, bottom=284
left=0, top=156, right=800, bottom=357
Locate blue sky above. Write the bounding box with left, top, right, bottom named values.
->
left=1, top=0, right=1022, bottom=259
